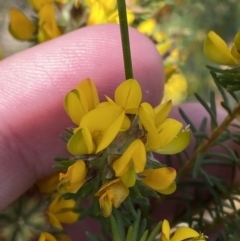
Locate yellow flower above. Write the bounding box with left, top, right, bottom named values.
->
left=108, top=9, right=135, bottom=25
left=103, top=78, right=142, bottom=130
left=64, top=78, right=100, bottom=125
left=95, top=179, right=129, bottom=217
left=47, top=194, right=79, bottom=229
left=161, top=219, right=206, bottom=241
left=37, top=173, right=59, bottom=193
left=114, top=78, right=142, bottom=114
left=38, top=3, right=62, bottom=42
left=67, top=105, right=125, bottom=155
left=112, top=139, right=146, bottom=187
left=39, top=232, right=57, bottom=241
left=58, top=160, right=87, bottom=194
left=141, top=167, right=176, bottom=194
left=204, top=31, right=240, bottom=66
left=139, top=101, right=190, bottom=153
left=86, top=0, right=134, bottom=25
left=38, top=232, right=72, bottom=241
left=9, top=8, right=37, bottom=41
left=161, top=74, right=188, bottom=105
left=9, top=1, right=61, bottom=43
left=28, top=0, right=67, bottom=11
left=137, top=19, right=156, bottom=36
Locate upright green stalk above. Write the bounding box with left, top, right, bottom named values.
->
left=117, top=0, right=133, bottom=79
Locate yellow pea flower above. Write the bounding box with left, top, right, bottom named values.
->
left=58, top=160, right=87, bottom=194
left=138, top=100, right=190, bottom=154
left=114, top=78, right=142, bottom=114
left=86, top=0, right=116, bottom=25
left=161, top=74, right=188, bottom=105
left=38, top=232, right=72, bottom=241
left=85, top=0, right=116, bottom=14
left=156, top=40, right=172, bottom=56
left=141, top=167, right=176, bottom=194
left=231, top=31, right=240, bottom=60
left=112, top=139, right=146, bottom=187
left=108, top=9, right=135, bottom=25
left=37, top=173, right=59, bottom=193
left=39, top=232, right=57, bottom=241
left=28, top=0, right=67, bottom=11
left=86, top=0, right=134, bottom=25
left=103, top=78, right=141, bottom=130
left=9, top=1, right=61, bottom=43
left=139, top=101, right=184, bottom=152
left=95, top=179, right=129, bottom=217
left=155, top=127, right=190, bottom=155
left=38, top=3, right=62, bottom=42
left=204, top=31, right=239, bottom=66
left=160, top=219, right=206, bottom=241
left=9, top=8, right=37, bottom=41
left=47, top=194, right=79, bottom=229
left=64, top=78, right=100, bottom=125
left=86, top=1, right=108, bottom=25
left=137, top=19, right=156, bottom=36
left=67, top=105, right=125, bottom=154
left=28, top=0, right=52, bottom=11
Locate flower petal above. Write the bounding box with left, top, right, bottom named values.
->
left=64, top=89, right=88, bottom=125
left=155, top=128, right=190, bottom=154
left=37, top=173, right=59, bottom=193
left=54, top=208, right=79, bottom=224
left=158, top=181, right=176, bottom=194
left=87, top=1, right=107, bottom=25
left=204, top=31, right=238, bottom=65
left=120, top=162, right=136, bottom=187
left=99, top=192, right=113, bottom=217
left=67, top=128, right=94, bottom=155
left=28, top=0, right=51, bottom=11
left=47, top=211, right=63, bottom=229
left=231, top=44, right=240, bottom=60
left=115, top=79, right=142, bottom=114
left=154, top=100, right=172, bottom=127
left=80, top=105, right=125, bottom=153
left=95, top=179, right=129, bottom=217
left=141, top=167, right=176, bottom=191
left=139, top=103, right=159, bottom=148
left=156, top=40, right=172, bottom=55
left=38, top=3, right=61, bottom=42
left=171, top=227, right=200, bottom=241
left=108, top=9, right=135, bottom=25
left=9, top=8, right=37, bottom=41
left=38, top=232, right=57, bottom=241
left=112, top=139, right=146, bottom=176
left=58, top=160, right=87, bottom=194
left=85, top=0, right=116, bottom=14
left=76, top=78, right=100, bottom=111
left=234, top=30, right=240, bottom=51
left=155, top=118, right=183, bottom=150
left=161, top=219, right=170, bottom=241
left=137, top=18, right=156, bottom=35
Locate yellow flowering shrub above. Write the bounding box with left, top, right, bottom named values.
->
left=58, top=77, right=190, bottom=218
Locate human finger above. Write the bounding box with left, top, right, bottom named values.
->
left=0, top=24, right=164, bottom=211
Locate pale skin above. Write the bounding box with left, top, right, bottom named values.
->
left=0, top=24, right=238, bottom=240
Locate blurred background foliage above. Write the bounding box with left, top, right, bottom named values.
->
left=1, top=0, right=240, bottom=100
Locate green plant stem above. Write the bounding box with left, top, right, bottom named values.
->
left=117, top=0, right=133, bottom=79
left=178, top=101, right=240, bottom=178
